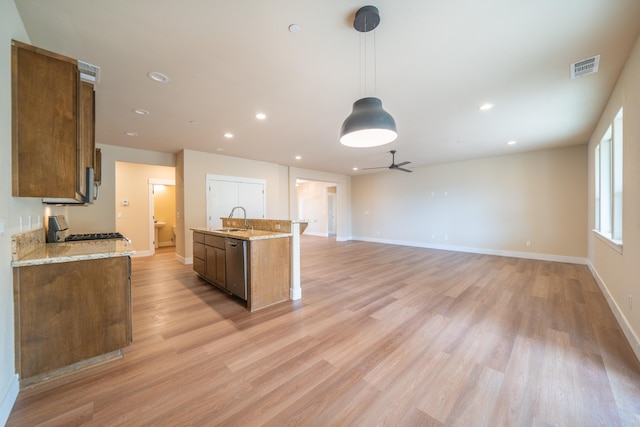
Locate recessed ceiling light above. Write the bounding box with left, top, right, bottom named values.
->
left=353, top=167, right=359, bottom=171
left=133, top=108, right=149, bottom=115
left=255, top=113, right=267, bottom=120
left=216, top=148, right=224, bottom=152
left=224, top=133, right=234, bottom=138
left=479, top=103, right=494, bottom=111
left=125, top=132, right=138, bottom=137
left=507, top=140, right=517, bottom=145
left=289, top=24, right=301, bottom=33
left=147, top=71, right=169, bottom=83
left=295, top=156, right=302, bottom=160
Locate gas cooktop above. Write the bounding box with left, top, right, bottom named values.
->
left=65, top=232, right=125, bottom=242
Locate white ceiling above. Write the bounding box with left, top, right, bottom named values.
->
left=13, top=0, right=640, bottom=175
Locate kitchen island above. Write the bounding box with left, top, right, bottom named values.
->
left=191, top=218, right=299, bottom=311
left=11, top=228, right=134, bottom=384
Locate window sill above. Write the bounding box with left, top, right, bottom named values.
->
left=592, top=230, right=623, bottom=254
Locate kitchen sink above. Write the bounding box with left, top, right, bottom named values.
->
left=216, top=228, right=244, bottom=232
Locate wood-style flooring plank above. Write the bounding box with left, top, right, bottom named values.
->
left=7, top=238, right=640, bottom=426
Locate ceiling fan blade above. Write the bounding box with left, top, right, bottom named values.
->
left=395, top=161, right=411, bottom=167
left=361, top=166, right=388, bottom=170
left=397, top=167, right=413, bottom=173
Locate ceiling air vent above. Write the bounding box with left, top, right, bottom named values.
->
left=78, top=60, right=101, bottom=83
left=570, top=55, right=600, bottom=79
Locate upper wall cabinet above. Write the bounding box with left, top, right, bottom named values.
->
left=11, top=40, right=95, bottom=202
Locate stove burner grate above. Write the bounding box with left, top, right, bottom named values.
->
left=65, top=232, right=124, bottom=242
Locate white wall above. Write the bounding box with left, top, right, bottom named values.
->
left=588, top=34, right=640, bottom=359
left=1, top=1, right=39, bottom=422
left=296, top=181, right=332, bottom=236
left=352, top=145, right=588, bottom=262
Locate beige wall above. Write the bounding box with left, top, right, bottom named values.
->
left=115, top=162, right=175, bottom=254
left=588, top=34, right=640, bottom=357
left=65, top=144, right=176, bottom=233
left=352, top=145, right=588, bottom=260
left=1, top=0, right=39, bottom=420
left=179, top=149, right=290, bottom=261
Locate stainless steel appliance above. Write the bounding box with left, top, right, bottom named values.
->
left=225, top=238, right=247, bottom=300
left=47, top=215, right=69, bottom=242
left=47, top=214, right=127, bottom=243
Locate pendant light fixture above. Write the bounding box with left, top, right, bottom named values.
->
left=340, top=6, right=397, bottom=148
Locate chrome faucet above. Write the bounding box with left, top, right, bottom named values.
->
left=228, top=206, right=248, bottom=229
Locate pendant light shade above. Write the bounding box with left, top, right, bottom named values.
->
left=340, top=97, right=397, bottom=147
left=340, top=6, right=397, bottom=148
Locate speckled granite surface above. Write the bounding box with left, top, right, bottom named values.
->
left=190, top=226, right=291, bottom=241
left=11, top=229, right=135, bottom=267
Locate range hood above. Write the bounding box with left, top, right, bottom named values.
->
left=42, top=167, right=96, bottom=205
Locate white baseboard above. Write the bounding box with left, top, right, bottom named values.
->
left=130, top=250, right=153, bottom=258
left=350, top=236, right=588, bottom=265
left=304, top=231, right=329, bottom=237
left=0, top=374, right=19, bottom=426
left=588, top=262, right=640, bottom=362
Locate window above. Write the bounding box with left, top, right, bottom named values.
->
left=594, top=108, right=623, bottom=247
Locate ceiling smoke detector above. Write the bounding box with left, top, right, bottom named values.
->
left=570, top=55, right=600, bottom=79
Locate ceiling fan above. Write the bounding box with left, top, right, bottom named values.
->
left=362, top=150, right=413, bottom=173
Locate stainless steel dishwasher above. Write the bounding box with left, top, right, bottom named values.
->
left=225, top=238, right=247, bottom=300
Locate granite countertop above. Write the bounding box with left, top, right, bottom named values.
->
left=191, top=227, right=292, bottom=241
left=11, top=240, right=135, bottom=267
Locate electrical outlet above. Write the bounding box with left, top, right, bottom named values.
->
left=275, top=223, right=281, bottom=230
left=526, top=241, right=532, bottom=247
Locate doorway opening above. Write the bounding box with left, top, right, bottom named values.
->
left=148, top=178, right=175, bottom=255
left=296, top=179, right=338, bottom=237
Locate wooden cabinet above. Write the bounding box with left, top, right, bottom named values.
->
left=193, top=232, right=226, bottom=288
left=13, top=256, right=132, bottom=380
left=11, top=40, right=95, bottom=201
left=193, top=230, right=291, bottom=311
left=246, top=238, right=290, bottom=311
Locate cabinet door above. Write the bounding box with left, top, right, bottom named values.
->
left=205, top=245, right=226, bottom=288
left=12, top=40, right=79, bottom=198
left=204, top=246, right=223, bottom=288
left=214, top=247, right=226, bottom=286
left=15, top=257, right=131, bottom=379
left=78, top=80, right=96, bottom=198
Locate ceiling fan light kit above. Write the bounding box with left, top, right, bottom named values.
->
left=362, top=150, right=412, bottom=173
left=340, top=6, right=397, bottom=148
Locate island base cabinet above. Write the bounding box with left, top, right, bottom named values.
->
left=247, top=238, right=291, bottom=311
left=14, top=256, right=132, bottom=380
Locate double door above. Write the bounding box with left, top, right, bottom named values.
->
left=206, top=176, right=265, bottom=228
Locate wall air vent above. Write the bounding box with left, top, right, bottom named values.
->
left=570, top=55, right=600, bottom=79
left=78, top=60, right=101, bottom=83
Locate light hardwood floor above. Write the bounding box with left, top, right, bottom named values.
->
left=7, top=237, right=640, bottom=426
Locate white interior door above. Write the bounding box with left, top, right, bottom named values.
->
left=206, top=176, right=265, bottom=228
left=208, top=180, right=238, bottom=228
left=239, top=182, right=265, bottom=219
